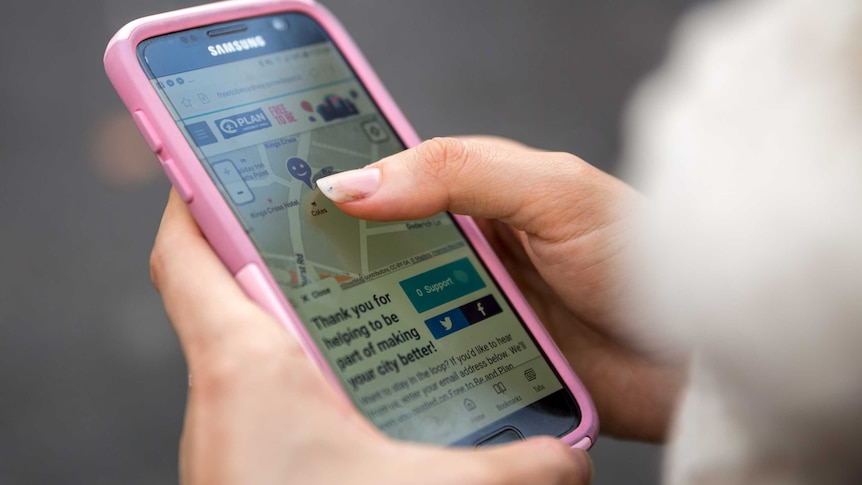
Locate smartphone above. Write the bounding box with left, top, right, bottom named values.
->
left=105, top=0, right=597, bottom=448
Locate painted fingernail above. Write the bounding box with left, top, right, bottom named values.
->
left=317, top=168, right=381, bottom=203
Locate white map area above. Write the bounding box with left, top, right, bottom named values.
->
left=209, top=113, right=459, bottom=292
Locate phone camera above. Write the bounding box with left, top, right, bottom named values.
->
left=180, top=34, right=199, bottom=45
left=272, top=18, right=288, bottom=31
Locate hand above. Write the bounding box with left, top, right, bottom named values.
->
left=150, top=190, right=593, bottom=484
left=318, top=136, right=685, bottom=442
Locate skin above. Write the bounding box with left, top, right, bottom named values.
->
left=322, top=136, right=685, bottom=441
left=152, top=192, right=590, bottom=485
left=150, top=136, right=682, bottom=484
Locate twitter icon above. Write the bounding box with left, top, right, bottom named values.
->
left=424, top=308, right=470, bottom=339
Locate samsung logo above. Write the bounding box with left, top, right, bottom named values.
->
left=208, top=35, right=267, bottom=56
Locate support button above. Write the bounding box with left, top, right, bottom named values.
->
left=399, top=258, right=486, bottom=313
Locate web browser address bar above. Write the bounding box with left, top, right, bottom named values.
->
left=213, top=74, right=302, bottom=100
left=170, top=48, right=349, bottom=121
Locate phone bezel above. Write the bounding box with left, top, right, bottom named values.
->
left=104, top=0, right=597, bottom=448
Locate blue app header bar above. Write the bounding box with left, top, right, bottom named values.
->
left=138, top=13, right=330, bottom=78
left=185, top=121, right=218, bottom=146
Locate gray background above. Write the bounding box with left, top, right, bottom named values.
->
left=0, top=1, right=697, bottom=483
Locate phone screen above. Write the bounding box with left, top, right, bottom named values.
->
left=137, top=12, right=580, bottom=445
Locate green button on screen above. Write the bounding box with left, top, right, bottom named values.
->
left=399, top=258, right=486, bottom=313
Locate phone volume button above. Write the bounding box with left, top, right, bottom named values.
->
left=159, top=156, right=195, bottom=203
left=132, top=110, right=163, bottom=154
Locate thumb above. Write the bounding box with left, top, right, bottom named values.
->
left=438, top=437, right=594, bottom=485
left=317, top=137, right=618, bottom=239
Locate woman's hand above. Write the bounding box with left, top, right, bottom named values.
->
left=150, top=190, right=592, bottom=484
left=319, top=136, right=684, bottom=441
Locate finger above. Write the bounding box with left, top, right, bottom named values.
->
left=317, top=137, right=619, bottom=240
left=150, top=190, right=286, bottom=362
left=429, top=437, right=593, bottom=485
left=179, top=428, right=191, bottom=485
left=452, top=134, right=539, bottom=151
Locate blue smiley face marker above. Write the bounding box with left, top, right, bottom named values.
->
left=286, top=157, right=313, bottom=189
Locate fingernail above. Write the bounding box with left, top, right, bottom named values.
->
left=572, top=449, right=594, bottom=484
left=317, top=168, right=381, bottom=203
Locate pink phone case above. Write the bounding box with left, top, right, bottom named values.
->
left=105, top=0, right=597, bottom=448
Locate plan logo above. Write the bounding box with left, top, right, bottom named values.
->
left=215, top=108, right=272, bottom=139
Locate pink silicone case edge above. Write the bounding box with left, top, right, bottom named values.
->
left=104, top=0, right=597, bottom=448
left=455, top=212, right=598, bottom=448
